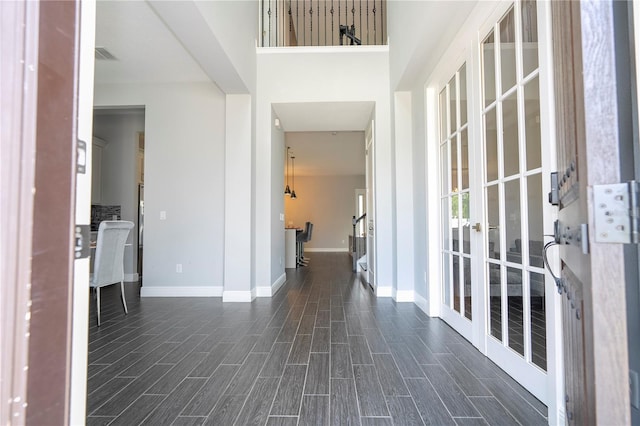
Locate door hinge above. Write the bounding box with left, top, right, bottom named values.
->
left=593, top=181, right=640, bottom=244
left=75, top=224, right=91, bottom=259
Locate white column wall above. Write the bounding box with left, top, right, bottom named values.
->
left=255, top=47, right=394, bottom=295
left=224, top=94, right=254, bottom=301
left=393, top=91, right=416, bottom=302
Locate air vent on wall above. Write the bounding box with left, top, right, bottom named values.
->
left=95, top=47, right=117, bottom=60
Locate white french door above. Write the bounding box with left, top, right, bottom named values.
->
left=439, top=63, right=475, bottom=342
left=437, top=0, right=555, bottom=404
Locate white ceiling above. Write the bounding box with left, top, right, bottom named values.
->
left=94, top=1, right=210, bottom=84
left=285, top=132, right=365, bottom=176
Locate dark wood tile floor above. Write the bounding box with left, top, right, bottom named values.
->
left=86, top=253, right=548, bottom=425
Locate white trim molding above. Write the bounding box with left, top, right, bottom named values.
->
left=222, top=289, right=256, bottom=302
left=140, top=286, right=223, bottom=297
left=257, top=273, right=287, bottom=297
left=376, top=286, right=393, bottom=297
left=413, top=292, right=430, bottom=315
left=394, top=290, right=415, bottom=303
left=304, top=248, right=349, bottom=253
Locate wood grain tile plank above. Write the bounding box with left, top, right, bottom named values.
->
left=435, top=354, right=491, bottom=396
left=353, top=364, right=389, bottom=417
left=372, top=354, right=409, bottom=396
left=310, top=327, right=330, bottom=353
left=421, top=365, right=479, bottom=418
left=386, top=396, right=425, bottom=425
left=330, top=343, right=353, bottom=379
left=405, top=378, right=456, bottom=425
left=260, top=342, right=293, bottom=377
left=349, top=335, right=374, bottom=365
left=468, top=396, right=519, bottom=425
left=141, top=378, right=206, bottom=425
left=93, top=364, right=172, bottom=416
left=299, top=395, right=329, bottom=426
left=224, top=352, right=268, bottom=395
left=109, top=395, right=165, bottom=426
left=180, top=365, right=239, bottom=416
left=203, top=394, right=246, bottom=425
left=288, top=334, right=312, bottom=364
left=330, top=378, right=359, bottom=425
left=233, top=377, right=280, bottom=425
left=305, top=353, right=330, bottom=395
left=479, top=378, right=547, bottom=426
left=270, top=364, right=307, bottom=415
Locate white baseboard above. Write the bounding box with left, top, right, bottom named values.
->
left=414, top=292, right=429, bottom=314
left=141, top=286, right=223, bottom=297
left=125, top=273, right=139, bottom=282
left=257, top=273, right=287, bottom=297
left=222, top=289, right=256, bottom=302
left=395, top=290, right=415, bottom=302
left=304, top=248, right=349, bottom=252
left=376, top=286, right=393, bottom=297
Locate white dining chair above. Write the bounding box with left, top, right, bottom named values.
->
left=91, top=220, right=134, bottom=326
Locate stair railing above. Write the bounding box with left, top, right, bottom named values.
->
left=352, top=213, right=367, bottom=272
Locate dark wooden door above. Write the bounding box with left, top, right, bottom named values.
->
left=550, top=1, right=630, bottom=423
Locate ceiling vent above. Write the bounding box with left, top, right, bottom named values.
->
left=95, top=47, right=117, bottom=61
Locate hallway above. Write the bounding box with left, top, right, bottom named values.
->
left=86, top=253, right=547, bottom=425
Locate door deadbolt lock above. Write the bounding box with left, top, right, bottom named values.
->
left=472, top=223, right=481, bottom=232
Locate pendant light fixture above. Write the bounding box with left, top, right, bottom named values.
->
left=284, top=146, right=291, bottom=196
left=290, top=155, right=297, bottom=199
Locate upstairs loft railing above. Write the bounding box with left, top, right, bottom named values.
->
left=261, top=0, right=387, bottom=47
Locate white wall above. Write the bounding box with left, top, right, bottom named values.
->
left=94, top=82, right=225, bottom=295
left=255, top=47, right=394, bottom=294
left=284, top=175, right=366, bottom=251
left=195, top=0, right=258, bottom=93
left=92, top=110, right=144, bottom=278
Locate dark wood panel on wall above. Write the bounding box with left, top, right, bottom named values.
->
left=26, top=1, right=78, bottom=425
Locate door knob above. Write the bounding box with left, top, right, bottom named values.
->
left=472, top=223, right=481, bottom=232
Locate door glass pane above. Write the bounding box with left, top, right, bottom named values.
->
left=461, top=129, right=469, bottom=189
left=483, top=31, right=496, bottom=107
left=530, top=271, right=546, bottom=370
left=440, top=144, right=449, bottom=193
left=440, top=89, right=447, bottom=141
left=507, top=266, right=524, bottom=356
left=449, top=76, right=457, bottom=135
left=442, top=198, right=450, bottom=250
left=505, top=179, right=521, bottom=264
left=451, top=195, right=459, bottom=251
left=462, top=192, right=470, bottom=254
left=489, top=263, right=502, bottom=341
left=460, top=64, right=468, bottom=126
left=525, top=76, right=541, bottom=170
left=503, top=91, right=520, bottom=177
left=485, top=108, right=498, bottom=182
left=500, top=8, right=516, bottom=94
left=453, top=254, right=461, bottom=313
left=527, top=174, right=543, bottom=267
left=451, top=138, right=458, bottom=192
left=521, top=0, right=539, bottom=78
left=443, top=254, right=451, bottom=306
left=487, top=185, right=500, bottom=260
left=464, top=257, right=472, bottom=320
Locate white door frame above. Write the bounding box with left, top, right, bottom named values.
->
left=426, top=0, right=561, bottom=418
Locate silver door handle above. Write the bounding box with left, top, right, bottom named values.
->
left=472, top=223, right=481, bottom=232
